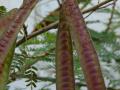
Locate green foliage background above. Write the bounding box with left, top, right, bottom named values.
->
left=1, top=0, right=120, bottom=90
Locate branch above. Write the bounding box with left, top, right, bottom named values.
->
left=16, top=0, right=114, bottom=47
left=82, top=0, right=114, bottom=14
left=16, top=21, right=58, bottom=46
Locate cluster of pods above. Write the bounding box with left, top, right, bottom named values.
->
left=0, top=0, right=106, bottom=90
left=56, top=0, right=106, bottom=90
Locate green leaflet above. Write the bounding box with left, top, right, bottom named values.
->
left=56, top=6, right=75, bottom=90
left=0, top=0, right=38, bottom=89
left=62, top=0, right=106, bottom=90
left=0, top=6, right=6, bottom=16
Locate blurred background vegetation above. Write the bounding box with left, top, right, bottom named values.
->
left=1, top=0, right=120, bottom=90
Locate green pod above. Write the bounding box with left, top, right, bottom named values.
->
left=62, top=0, right=106, bottom=90
left=56, top=6, right=75, bottom=90
left=0, top=0, right=38, bottom=89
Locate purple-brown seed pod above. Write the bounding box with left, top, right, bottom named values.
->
left=0, top=0, right=38, bottom=89
left=62, top=0, right=106, bottom=90
left=56, top=6, right=75, bottom=90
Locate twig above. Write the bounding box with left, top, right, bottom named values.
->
left=84, top=10, right=94, bottom=18
left=16, top=21, right=58, bottom=46
left=57, top=0, right=61, bottom=7
left=16, top=0, right=114, bottom=47
left=82, top=0, right=114, bottom=14
left=105, top=0, right=117, bottom=32
left=100, top=2, right=114, bottom=9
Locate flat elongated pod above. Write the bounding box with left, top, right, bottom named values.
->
left=62, top=0, right=106, bottom=90
left=0, top=9, right=17, bottom=38
left=0, top=41, right=16, bottom=90
left=0, top=0, right=38, bottom=89
left=0, top=9, right=17, bottom=89
left=56, top=6, right=75, bottom=90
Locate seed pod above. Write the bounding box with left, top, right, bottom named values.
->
left=0, top=9, right=17, bottom=89
left=56, top=6, right=75, bottom=90
left=62, top=0, right=106, bottom=90
left=0, top=0, right=38, bottom=89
